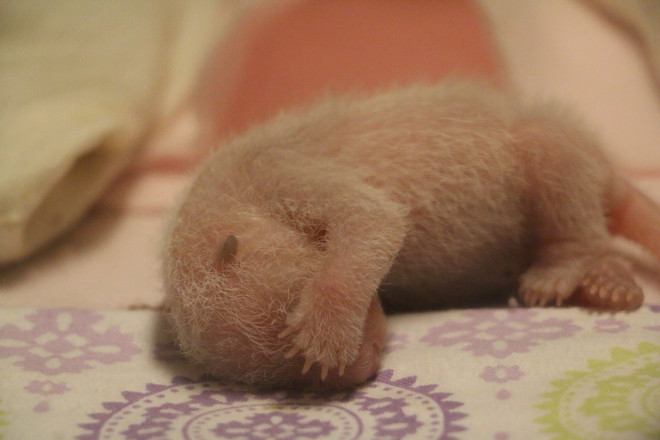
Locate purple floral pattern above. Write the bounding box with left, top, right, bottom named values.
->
left=479, top=365, right=525, bottom=384
left=594, top=317, right=630, bottom=333
left=3, top=306, right=659, bottom=439
left=385, top=332, right=409, bottom=353
left=77, top=370, right=467, bottom=440
left=211, top=411, right=334, bottom=439
left=33, top=401, right=51, bottom=413
left=0, top=309, right=140, bottom=375
left=420, top=309, right=581, bottom=358
left=25, top=380, right=70, bottom=396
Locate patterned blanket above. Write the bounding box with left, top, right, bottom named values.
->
left=1, top=307, right=658, bottom=439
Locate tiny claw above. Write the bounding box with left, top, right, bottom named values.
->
left=284, top=346, right=301, bottom=359
left=582, top=274, right=595, bottom=286
left=301, top=358, right=314, bottom=375
left=321, top=363, right=329, bottom=381
left=611, top=291, right=620, bottom=303
left=338, top=362, right=346, bottom=377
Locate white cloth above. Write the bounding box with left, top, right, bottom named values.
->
left=0, top=0, right=225, bottom=265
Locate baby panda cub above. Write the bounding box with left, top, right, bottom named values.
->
left=163, top=82, right=660, bottom=389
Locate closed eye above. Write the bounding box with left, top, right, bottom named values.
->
left=305, top=223, right=328, bottom=252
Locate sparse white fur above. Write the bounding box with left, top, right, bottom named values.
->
left=163, top=82, right=658, bottom=388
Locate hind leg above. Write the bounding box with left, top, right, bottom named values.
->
left=520, top=248, right=643, bottom=310
left=519, top=242, right=606, bottom=307
left=514, top=108, right=643, bottom=311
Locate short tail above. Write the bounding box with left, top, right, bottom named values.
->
left=608, top=176, right=660, bottom=271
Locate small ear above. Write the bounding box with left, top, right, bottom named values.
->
left=216, top=235, right=238, bottom=269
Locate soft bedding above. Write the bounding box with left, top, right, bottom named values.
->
left=1, top=0, right=659, bottom=439
left=1, top=306, right=659, bottom=439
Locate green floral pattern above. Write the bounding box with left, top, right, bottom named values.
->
left=0, top=405, right=7, bottom=439
left=536, top=342, right=660, bottom=440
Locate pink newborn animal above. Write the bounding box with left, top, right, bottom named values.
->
left=162, top=82, right=660, bottom=389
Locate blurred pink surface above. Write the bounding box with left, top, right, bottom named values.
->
left=197, top=0, right=504, bottom=138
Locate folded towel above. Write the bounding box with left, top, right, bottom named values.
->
left=0, top=0, right=226, bottom=265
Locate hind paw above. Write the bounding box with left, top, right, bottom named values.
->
left=519, top=262, right=584, bottom=307
left=519, top=275, right=575, bottom=307
left=573, top=257, right=643, bottom=311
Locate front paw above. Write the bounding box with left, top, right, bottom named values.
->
left=278, top=298, right=364, bottom=381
